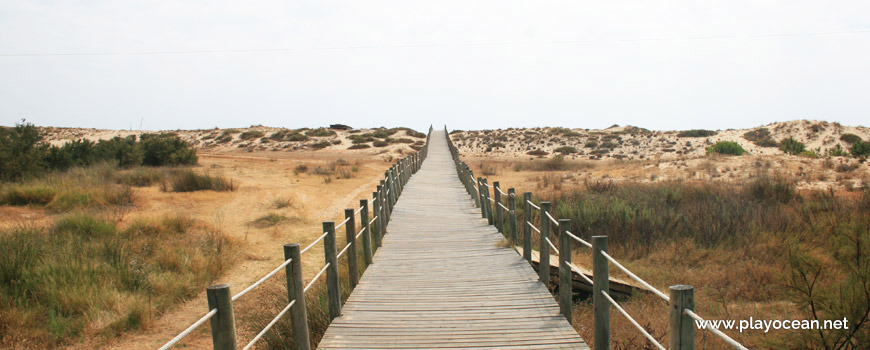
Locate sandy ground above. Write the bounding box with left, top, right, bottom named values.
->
left=453, top=120, right=869, bottom=191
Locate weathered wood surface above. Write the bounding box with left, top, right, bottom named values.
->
left=318, top=131, right=588, bottom=349
left=514, top=246, right=640, bottom=298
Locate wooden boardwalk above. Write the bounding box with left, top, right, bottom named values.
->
left=318, top=131, right=589, bottom=349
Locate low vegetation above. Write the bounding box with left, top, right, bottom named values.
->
left=0, top=123, right=197, bottom=182
left=706, top=141, right=746, bottom=155
left=0, top=213, right=234, bottom=346
left=779, top=136, right=806, bottom=155
left=743, top=128, right=778, bottom=147
left=164, top=169, right=235, bottom=192
left=677, top=129, right=716, bottom=138
left=529, top=178, right=870, bottom=348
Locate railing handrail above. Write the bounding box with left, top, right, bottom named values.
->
left=159, top=126, right=433, bottom=350
left=444, top=128, right=748, bottom=350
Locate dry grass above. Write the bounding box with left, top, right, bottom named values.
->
left=473, top=157, right=870, bottom=349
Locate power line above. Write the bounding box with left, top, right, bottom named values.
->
left=1, top=29, right=868, bottom=57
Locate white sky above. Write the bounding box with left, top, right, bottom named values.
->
left=1, top=1, right=869, bottom=133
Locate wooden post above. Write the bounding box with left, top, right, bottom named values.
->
left=483, top=179, right=494, bottom=225
left=380, top=180, right=391, bottom=224
left=539, top=201, right=551, bottom=284
left=508, top=188, right=517, bottom=243
left=344, top=209, right=359, bottom=289
left=558, top=219, right=572, bottom=324
left=372, top=190, right=383, bottom=247
left=388, top=168, right=398, bottom=203
left=592, top=235, right=609, bottom=350
left=206, top=284, right=237, bottom=350
left=360, top=199, right=373, bottom=265
left=493, top=181, right=503, bottom=233
left=523, top=192, right=533, bottom=263
left=468, top=167, right=479, bottom=207
left=324, top=222, right=341, bottom=320
left=284, top=244, right=310, bottom=350
left=478, top=177, right=487, bottom=219
left=670, top=285, right=695, bottom=350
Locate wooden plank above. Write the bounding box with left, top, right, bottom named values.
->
left=317, top=130, right=589, bottom=350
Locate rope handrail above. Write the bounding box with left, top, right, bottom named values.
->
left=526, top=220, right=541, bottom=233
left=356, top=227, right=365, bottom=240
left=300, top=231, right=328, bottom=255
left=497, top=187, right=508, bottom=196
left=684, top=309, right=749, bottom=349
left=601, top=291, right=666, bottom=350
left=564, top=230, right=592, bottom=248
left=232, top=258, right=293, bottom=302
left=497, top=202, right=509, bottom=211
left=335, top=216, right=352, bottom=229
left=354, top=206, right=363, bottom=215
left=526, top=200, right=541, bottom=211
left=304, top=262, right=330, bottom=293
left=488, top=197, right=495, bottom=203
left=337, top=242, right=352, bottom=259
left=158, top=309, right=218, bottom=350
left=567, top=262, right=594, bottom=285
left=600, top=250, right=670, bottom=302
left=369, top=216, right=377, bottom=225
left=484, top=183, right=493, bottom=188
left=242, top=299, right=296, bottom=350
left=544, top=211, right=559, bottom=226
left=545, top=237, right=559, bottom=255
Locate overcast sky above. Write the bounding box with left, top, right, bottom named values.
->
left=1, top=1, right=868, bottom=133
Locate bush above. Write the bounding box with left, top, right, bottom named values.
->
left=840, top=133, right=862, bottom=144
left=677, top=129, right=717, bottom=138
left=779, top=137, right=806, bottom=155
left=250, top=214, right=291, bottom=228
left=526, top=150, right=548, bottom=156
left=743, top=128, right=777, bottom=147
left=851, top=140, right=870, bottom=158
left=310, top=141, right=331, bottom=150
left=599, top=141, right=618, bottom=149
left=348, top=144, right=371, bottom=150
left=239, top=130, right=265, bottom=140
left=305, top=128, right=336, bottom=137
left=554, top=146, right=577, bottom=154
left=2, top=186, right=55, bottom=206
left=166, top=170, right=234, bottom=192
left=373, top=140, right=389, bottom=147
left=0, top=122, right=48, bottom=181
left=707, top=141, right=746, bottom=155
left=489, top=142, right=506, bottom=149
left=584, top=140, right=598, bottom=148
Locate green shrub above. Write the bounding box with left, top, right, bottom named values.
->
left=250, top=214, right=291, bottom=228
left=800, top=150, right=818, bottom=158
left=707, top=141, right=746, bottom=155
left=167, top=170, right=234, bottom=192
left=404, top=129, right=426, bottom=138
left=677, top=129, right=717, bottom=138
left=584, top=140, right=598, bottom=148
left=826, top=144, right=849, bottom=157
left=851, top=140, right=870, bottom=158
left=370, top=129, right=397, bottom=139
left=348, top=144, right=371, bottom=150
left=599, top=141, right=618, bottom=149
left=840, top=133, right=862, bottom=144
left=743, top=128, right=778, bottom=147
left=239, top=130, right=265, bottom=140
left=373, top=140, right=389, bottom=147
left=449, top=130, right=464, bottom=135
left=0, top=122, right=48, bottom=181
left=310, top=141, right=331, bottom=150
left=488, top=142, right=506, bottom=149
left=526, top=150, right=548, bottom=156
left=305, top=128, right=336, bottom=137
left=2, top=186, right=55, bottom=205
left=554, top=146, right=577, bottom=154
left=388, top=138, right=413, bottom=144
left=779, top=137, right=806, bottom=155
left=139, top=134, right=197, bottom=166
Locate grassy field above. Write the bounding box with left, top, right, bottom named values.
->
left=468, top=156, right=870, bottom=349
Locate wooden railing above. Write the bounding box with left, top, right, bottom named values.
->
left=158, top=126, right=433, bottom=350
left=444, top=127, right=747, bottom=350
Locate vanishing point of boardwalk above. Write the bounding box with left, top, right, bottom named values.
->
left=318, top=131, right=589, bottom=349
